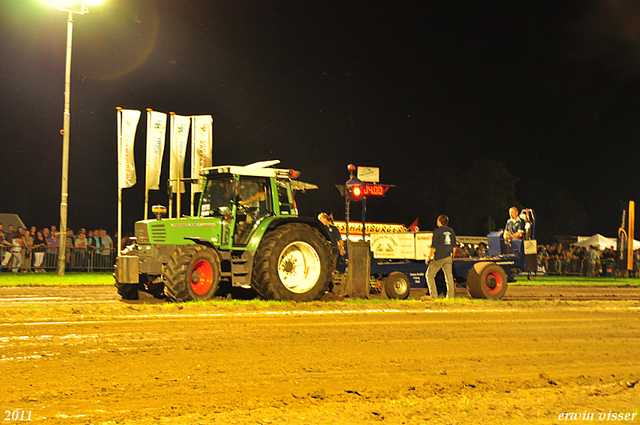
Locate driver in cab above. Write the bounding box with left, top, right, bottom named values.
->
left=238, top=182, right=266, bottom=224
left=239, top=187, right=265, bottom=207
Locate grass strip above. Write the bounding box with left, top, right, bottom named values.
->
left=1, top=272, right=639, bottom=286
left=0, top=272, right=113, bottom=286
left=511, top=275, right=640, bottom=286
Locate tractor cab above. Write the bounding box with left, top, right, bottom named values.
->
left=197, top=160, right=313, bottom=247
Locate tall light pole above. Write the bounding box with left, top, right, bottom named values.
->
left=53, top=1, right=105, bottom=276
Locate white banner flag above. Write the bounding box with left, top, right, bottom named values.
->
left=191, top=115, right=213, bottom=193
left=145, top=110, right=167, bottom=191
left=117, top=109, right=141, bottom=189
left=169, top=113, right=191, bottom=194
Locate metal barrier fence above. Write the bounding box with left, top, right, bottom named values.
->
left=2, top=245, right=638, bottom=277
left=0, top=246, right=116, bottom=273
left=543, top=257, right=640, bottom=277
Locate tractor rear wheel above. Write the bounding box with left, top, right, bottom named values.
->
left=384, top=272, right=411, bottom=299
left=252, top=223, right=331, bottom=301
left=164, top=245, right=221, bottom=302
left=466, top=262, right=508, bottom=299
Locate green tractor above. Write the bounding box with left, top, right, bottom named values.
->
left=115, top=160, right=333, bottom=302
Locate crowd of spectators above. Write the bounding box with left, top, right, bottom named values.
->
left=455, top=243, right=488, bottom=258
left=537, top=243, right=640, bottom=277
left=454, top=240, right=640, bottom=277
left=0, top=223, right=123, bottom=273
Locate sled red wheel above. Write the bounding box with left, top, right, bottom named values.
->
left=467, top=262, right=508, bottom=299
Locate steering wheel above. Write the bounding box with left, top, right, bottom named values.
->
left=237, top=203, right=258, bottom=216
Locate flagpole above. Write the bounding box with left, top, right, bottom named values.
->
left=177, top=172, right=181, bottom=218
left=190, top=182, right=194, bottom=216
left=189, top=189, right=194, bottom=216
left=190, top=115, right=195, bottom=217
left=168, top=112, right=174, bottom=219
left=144, top=108, right=152, bottom=219
left=116, top=107, right=122, bottom=256
left=628, top=201, right=635, bottom=273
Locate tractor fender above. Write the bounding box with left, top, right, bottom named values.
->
left=244, top=217, right=330, bottom=252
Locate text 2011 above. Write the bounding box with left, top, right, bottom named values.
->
left=4, top=411, right=31, bottom=421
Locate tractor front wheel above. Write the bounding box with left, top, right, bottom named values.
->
left=164, top=245, right=221, bottom=302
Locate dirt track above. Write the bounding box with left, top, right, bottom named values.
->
left=1, top=286, right=639, bottom=424
left=2, top=284, right=640, bottom=307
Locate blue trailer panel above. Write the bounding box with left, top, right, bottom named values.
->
left=364, top=209, right=538, bottom=300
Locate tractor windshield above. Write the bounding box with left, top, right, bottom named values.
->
left=200, top=178, right=234, bottom=217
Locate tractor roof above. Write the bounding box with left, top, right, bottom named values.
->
left=202, top=160, right=288, bottom=178
left=201, top=160, right=318, bottom=190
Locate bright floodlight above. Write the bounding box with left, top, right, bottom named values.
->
left=50, top=0, right=104, bottom=5
left=49, top=0, right=107, bottom=13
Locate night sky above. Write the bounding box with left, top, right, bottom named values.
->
left=1, top=0, right=639, bottom=242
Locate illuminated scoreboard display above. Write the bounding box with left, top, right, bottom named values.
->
left=343, top=165, right=393, bottom=201
left=361, top=184, right=389, bottom=196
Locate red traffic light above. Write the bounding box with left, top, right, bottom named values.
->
left=347, top=184, right=364, bottom=201
left=345, top=177, right=364, bottom=202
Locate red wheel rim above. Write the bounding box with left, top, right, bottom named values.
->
left=190, top=259, right=214, bottom=295
left=484, top=271, right=503, bottom=294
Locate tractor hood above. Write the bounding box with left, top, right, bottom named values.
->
left=134, top=217, right=227, bottom=246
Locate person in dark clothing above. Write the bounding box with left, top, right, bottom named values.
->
left=318, top=212, right=344, bottom=270
left=425, top=215, right=457, bottom=299
left=32, top=230, right=47, bottom=272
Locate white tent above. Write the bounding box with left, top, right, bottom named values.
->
left=574, top=234, right=616, bottom=250
left=574, top=234, right=640, bottom=250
